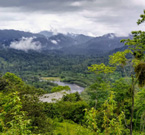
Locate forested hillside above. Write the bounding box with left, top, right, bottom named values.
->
left=1, top=10, right=145, bottom=135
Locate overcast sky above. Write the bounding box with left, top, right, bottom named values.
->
left=0, top=0, right=145, bottom=36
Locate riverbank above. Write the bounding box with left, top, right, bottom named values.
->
left=39, top=81, right=84, bottom=103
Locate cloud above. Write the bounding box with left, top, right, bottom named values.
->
left=10, top=37, right=42, bottom=52
left=71, top=1, right=82, bottom=7
left=0, top=0, right=82, bottom=13
left=0, top=0, right=143, bottom=14
left=0, top=0, right=144, bottom=36
left=50, top=40, right=58, bottom=45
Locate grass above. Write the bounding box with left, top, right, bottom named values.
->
left=41, top=77, right=61, bottom=81
left=53, top=121, right=95, bottom=135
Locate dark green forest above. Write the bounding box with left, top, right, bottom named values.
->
left=1, top=10, right=145, bottom=135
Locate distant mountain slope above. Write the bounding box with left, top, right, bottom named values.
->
left=0, top=29, right=48, bottom=48
left=39, top=31, right=53, bottom=38
left=67, top=33, right=93, bottom=44
left=39, top=31, right=93, bottom=48
left=48, top=33, right=76, bottom=48
left=0, top=29, right=130, bottom=55
left=0, top=29, right=45, bottom=41
left=61, top=33, right=129, bottom=55
left=78, top=33, right=127, bottom=51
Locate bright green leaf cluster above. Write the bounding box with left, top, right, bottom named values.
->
left=109, top=49, right=132, bottom=67
left=137, top=10, right=145, bottom=25
left=88, top=63, right=116, bottom=74
left=0, top=92, right=32, bottom=135
left=51, top=85, right=70, bottom=93
left=84, top=91, right=129, bottom=135
left=84, top=108, right=100, bottom=133
left=121, top=31, right=145, bottom=59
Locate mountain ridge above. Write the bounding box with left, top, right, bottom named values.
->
left=0, top=29, right=129, bottom=55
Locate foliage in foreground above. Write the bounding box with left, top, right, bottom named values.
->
left=83, top=9, right=145, bottom=135
left=0, top=73, right=90, bottom=134
left=53, top=120, right=95, bottom=135
left=0, top=73, right=54, bottom=134
left=0, top=92, right=32, bottom=135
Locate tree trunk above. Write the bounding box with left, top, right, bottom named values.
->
left=130, top=75, right=135, bottom=135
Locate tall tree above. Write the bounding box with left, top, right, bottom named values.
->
left=120, top=9, right=145, bottom=135
left=88, top=9, right=145, bottom=135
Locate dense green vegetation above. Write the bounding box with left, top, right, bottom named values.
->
left=1, top=10, right=145, bottom=135
left=0, top=73, right=92, bottom=135
left=0, top=48, right=124, bottom=92
left=0, top=48, right=105, bottom=88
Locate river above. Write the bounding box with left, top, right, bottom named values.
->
left=52, top=81, right=84, bottom=93
left=39, top=81, right=84, bottom=103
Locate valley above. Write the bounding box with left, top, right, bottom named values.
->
left=0, top=29, right=126, bottom=90
left=0, top=1, right=145, bottom=134
left=0, top=27, right=144, bottom=135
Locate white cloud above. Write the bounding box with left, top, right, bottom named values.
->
left=71, top=2, right=82, bottom=7
left=132, top=0, right=145, bottom=6
left=10, top=37, right=42, bottom=52
left=51, top=40, right=58, bottom=45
